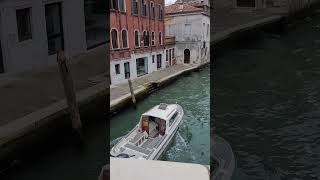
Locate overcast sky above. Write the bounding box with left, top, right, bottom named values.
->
left=165, top=0, right=176, bottom=5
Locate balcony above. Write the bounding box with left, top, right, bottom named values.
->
left=164, top=36, right=176, bottom=46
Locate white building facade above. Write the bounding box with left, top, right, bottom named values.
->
left=165, top=3, right=210, bottom=65
left=110, top=50, right=166, bottom=85
left=0, top=0, right=107, bottom=74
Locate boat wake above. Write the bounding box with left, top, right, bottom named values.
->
left=165, top=131, right=196, bottom=162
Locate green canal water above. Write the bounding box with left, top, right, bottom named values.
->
left=213, top=15, right=320, bottom=179
left=0, top=116, right=107, bottom=180
left=110, top=66, right=210, bottom=165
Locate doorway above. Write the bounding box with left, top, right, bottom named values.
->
left=184, top=49, right=190, bottom=64
left=156, top=54, right=162, bottom=69
left=124, top=62, right=130, bottom=79
left=45, top=3, right=64, bottom=55
left=136, top=58, right=148, bottom=76
left=237, top=0, right=255, bottom=7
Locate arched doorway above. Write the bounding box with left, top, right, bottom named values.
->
left=184, top=49, right=190, bottom=64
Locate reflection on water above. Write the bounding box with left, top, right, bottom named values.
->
left=110, top=66, right=210, bottom=165
left=214, top=15, right=320, bottom=179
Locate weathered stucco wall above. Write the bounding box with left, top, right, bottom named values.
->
left=165, top=13, right=210, bottom=64
left=0, top=0, right=87, bottom=73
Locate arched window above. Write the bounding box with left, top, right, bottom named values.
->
left=111, top=0, right=118, bottom=10
left=159, top=32, right=162, bottom=45
left=141, top=0, right=147, bottom=16
left=150, top=2, right=155, bottom=18
left=143, top=31, right=149, bottom=47
left=131, top=0, right=138, bottom=15
left=158, top=5, right=163, bottom=20
left=134, top=30, right=139, bottom=47
left=111, top=29, right=118, bottom=49
left=151, top=32, right=155, bottom=46
left=119, top=0, right=125, bottom=12
left=122, top=29, right=128, bottom=48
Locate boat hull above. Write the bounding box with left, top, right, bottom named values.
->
left=110, top=104, right=184, bottom=160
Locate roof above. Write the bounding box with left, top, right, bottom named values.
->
left=165, top=3, right=203, bottom=15
left=142, top=104, right=177, bottom=121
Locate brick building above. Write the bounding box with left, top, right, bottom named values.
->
left=110, top=0, right=166, bottom=85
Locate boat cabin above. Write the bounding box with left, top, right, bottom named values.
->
left=139, top=103, right=179, bottom=138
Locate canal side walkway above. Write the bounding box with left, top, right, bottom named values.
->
left=110, top=63, right=207, bottom=114
left=212, top=7, right=285, bottom=45
left=0, top=45, right=108, bottom=155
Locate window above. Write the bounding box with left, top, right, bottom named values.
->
left=172, top=48, right=175, bottom=58
left=16, top=8, right=32, bottom=42
left=152, top=55, right=155, bottom=63
left=134, top=30, right=139, bottom=47
left=150, top=2, right=155, bottom=18
left=203, top=23, right=205, bottom=37
left=166, top=50, right=168, bottom=61
left=168, top=24, right=174, bottom=36
left=111, top=0, right=118, bottom=10
left=132, top=0, right=138, bottom=15
left=159, top=32, right=162, bottom=45
left=115, top=64, right=120, bottom=74
left=45, top=3, right=64, bottom=55
left=169, top=49, right=172, bottom=61
left=111, top=29, right=118, bottom=49
left=169, top=112, right=178, bottom=126
left=121, top=29, right=128, bottom=48
left=119, top=0, right=125, bottom=12
left=185, top=24, right=191, bottom=36
left=158, top=5, right=163, bottom=20
left=146, top=31, right=150, bottom=46
left=151, top=32, right=155, bottom=46
left=143, top=31, right=149, bottom=47
left=203, top=41, right=206, bottom=48
left=141, top=0, right=147, bottom=16
left=85, top=0, right=108, bottom=49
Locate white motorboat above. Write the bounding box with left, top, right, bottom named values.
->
left=110, top=103, right=184, bottom=160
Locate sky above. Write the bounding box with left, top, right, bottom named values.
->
left=165, top=0, right=176, bottom=5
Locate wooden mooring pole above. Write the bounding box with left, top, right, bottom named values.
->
left=128, top=79, right=136, bottom=108
left=57, top=51, right=83, bottom=142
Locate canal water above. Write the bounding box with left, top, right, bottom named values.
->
left=0, top=116, right=108, bottom=180
left=213, top=15, right=320, bottom=179
left=110, top=66, right=210, bottom=165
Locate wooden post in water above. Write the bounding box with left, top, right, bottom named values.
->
left=57, top=51, right=83, bottom=142
left=128, top=79, right=136, bottom=108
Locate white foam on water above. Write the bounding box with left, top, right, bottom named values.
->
left=165, top=131, right=196, bottom=162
